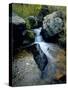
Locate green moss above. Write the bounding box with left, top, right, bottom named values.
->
left=12, top=3, right=41, bottom=18
left=25, top=30, right=35, bottom=42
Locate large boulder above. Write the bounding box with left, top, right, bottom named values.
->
left=9, top=13, right=26, bottom=55
left=10, top=12, right=26, bottom=24
left=41, top=11, right=64, bottom=42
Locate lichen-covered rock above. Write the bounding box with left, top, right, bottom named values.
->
left=41, top=11, right=64, bottom=42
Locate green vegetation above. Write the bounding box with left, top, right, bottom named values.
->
left=12, top=3, right=42, bottom=18
left=12, top=3, right=42, bottom=28
left=25, top=30, right=35, bottom=42
left=12, top=4, right=66, bottom=30
left=12, top=4, right=66, bottom=23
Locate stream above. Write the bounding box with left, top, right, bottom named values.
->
left=33, top=27, right=65, bottom=80
left=12, top=27, right=66, bottom=86
left=34, top=27, right=61, bottom=63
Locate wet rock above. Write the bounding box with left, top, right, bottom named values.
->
left=41, top=11, right=64, bottom=42
left=29, top=44, right=48, bottom=71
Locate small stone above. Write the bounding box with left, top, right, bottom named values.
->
left=26, top=63, right=30, bottom=65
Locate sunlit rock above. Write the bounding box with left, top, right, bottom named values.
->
left=41, top=11, right=64, bottom=42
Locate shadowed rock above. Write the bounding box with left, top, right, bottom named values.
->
left=9, top=12, right=26, bottom=55
left=28, top=44, right=48, bottom=72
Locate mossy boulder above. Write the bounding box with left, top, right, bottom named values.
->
left=26, top=16, right=38, bottom=29
left=25, top=30, right=35, bottom=42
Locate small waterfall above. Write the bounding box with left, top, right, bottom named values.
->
left=33, top=27, right=60, bottom=63
left=33, top=27, right=61, bottom=79
left=33, top=27, right=53, bottom=61
left=33, top=27, right=48, bottom=72
left=34, top=27, right=43, bottom=43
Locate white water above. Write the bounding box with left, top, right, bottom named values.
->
left=33, top=27, right=62, bottom=63
left=34, top=27, right=43, bottom=42
left=34, top=28, right=65, bottom=82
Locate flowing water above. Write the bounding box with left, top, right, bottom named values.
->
left=12, top=27, right=65, bottom=86
left=33, top=27, right=65, bottom=80
left=34, top=27, right=62, bottom=63
left=34, top=27, right=58, bottom=62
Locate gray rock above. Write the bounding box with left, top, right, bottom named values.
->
left=9, top=12, right=25, bottom=25
left=41, top=11, right=64, bottom=42
left=29, top=44, right=48, bottom=72
left=43, top=11, right=64, bottom=36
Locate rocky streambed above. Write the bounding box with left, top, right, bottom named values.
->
left=10, top=11, right=66, bottom=86
left=12, top=43, right=66, bottom=86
